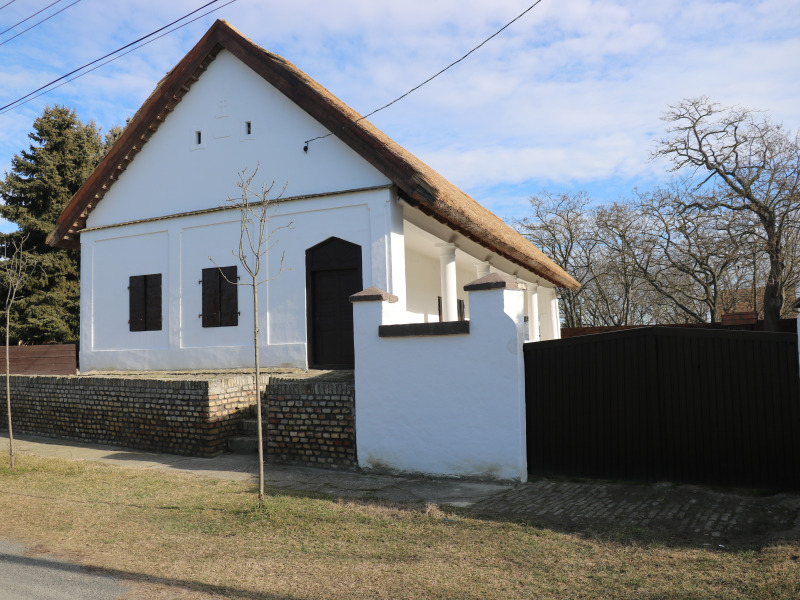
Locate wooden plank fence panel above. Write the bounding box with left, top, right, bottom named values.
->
left=2, top=344, right=77, bottom=375
left=524, top=327, right=800, bottom=489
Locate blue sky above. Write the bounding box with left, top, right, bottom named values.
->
left=1, top=0, right=799, bottom=233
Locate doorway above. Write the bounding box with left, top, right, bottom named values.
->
left=306, top=237, right=363, bottom=369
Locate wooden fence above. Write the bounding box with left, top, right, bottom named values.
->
left=2, top=344, right=77, bottom=375
left=524, top=327, right=800, bottom=489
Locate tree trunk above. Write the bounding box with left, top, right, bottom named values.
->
left=6, top=308, right=14, bottom=469
left=763, top=260, right=784, bottom=331
left=253, top=282, right=264, bottom=504
left=762, top=221, right=785, bottom=332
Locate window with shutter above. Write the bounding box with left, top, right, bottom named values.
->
left=201, top=266, right=238, bottom=327
left=129, top=273, right=162, bottom=331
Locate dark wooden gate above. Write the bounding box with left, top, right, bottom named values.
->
left=306, top=237, right=362, bottom=369
left=524, top=327, right=800, bottom=489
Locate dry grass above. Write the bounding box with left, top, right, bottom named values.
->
left=1, top=455, right=798, bottom=599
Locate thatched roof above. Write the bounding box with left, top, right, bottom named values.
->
left=47, top=20, right=579, bottom=289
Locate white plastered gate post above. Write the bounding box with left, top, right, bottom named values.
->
left=350, top=273, right=527, bottom=481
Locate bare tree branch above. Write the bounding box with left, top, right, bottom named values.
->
left=1, top=234, right=40, bottom=468
left=210, top=164, right=293, bottom=505
left=653, top=97, right=800, bottom=329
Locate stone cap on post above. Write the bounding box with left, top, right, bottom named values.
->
left=350, top=286, right=399, bottom=303
left=463, top=272, right=521, bottom=292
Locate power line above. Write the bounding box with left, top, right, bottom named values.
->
left=0, top=0, right=238, bottom=116
left=0, top=0, right=62, bottom=36
left=0, top=0, right=19, bottom=11
left=0, top=0, right=81, bottom=47
left=0, top=0, right=229, bottom=113
left=304, top=0, right=547, bottom=149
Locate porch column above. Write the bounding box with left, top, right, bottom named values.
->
left=527, top=282, right=540, bottom=342
left=437, top=243, right=458, bottom=322
left=538, top=286, right=555, bottom=341
left=550, top=292, right=562, bottom=340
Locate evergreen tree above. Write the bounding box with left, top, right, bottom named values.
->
left=0, top=105, right=102, bottom=344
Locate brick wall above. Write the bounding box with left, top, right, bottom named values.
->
left=0, top=375, right=259, bottom=457
left=265, top=379, right=356, bottom=469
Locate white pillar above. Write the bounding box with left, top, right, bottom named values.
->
left=476, top=262, right=490, bottom=279
left=526, top=282, right=540, bottom=342
left=538, top=286, right=555, bottom=341
left=550, top=292, right=562, bottom=340
left=437, top=243, right=458, bottom=322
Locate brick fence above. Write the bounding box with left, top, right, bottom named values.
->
left=265, top=379, right=356, bottom=469
left=0, top=374, right=259, bottom=457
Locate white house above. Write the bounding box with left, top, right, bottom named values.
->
left=48, top=20, right=579, bottom=373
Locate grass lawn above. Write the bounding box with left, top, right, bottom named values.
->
left=1, top=455, right=798, bottom=599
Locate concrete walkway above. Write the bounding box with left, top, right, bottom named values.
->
left=4, top=433, right=800, bottom=549
left=2, top=434, right=509, bottom=507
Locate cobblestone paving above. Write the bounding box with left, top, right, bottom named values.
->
left=471, top=479, right=800, bottom=548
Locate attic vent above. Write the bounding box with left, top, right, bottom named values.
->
left=195, top=130, right=202, bottom=145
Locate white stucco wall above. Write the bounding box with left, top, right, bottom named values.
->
left=352, top=286, right=527, bottom=481
left=76, top=46, right=418, bottom=372
left=86, top=50, right=390, bottom=229
left=80, top=188, right=401, bottom=371
left=404, top=248, right=439, bottom=321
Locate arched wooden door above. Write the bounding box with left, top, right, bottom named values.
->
left=306, top=237, right=363, bottom=369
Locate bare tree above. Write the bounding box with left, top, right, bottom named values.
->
left=1, top=235, right=38, bottom=468
left=592, top=202, right=658, bottom=326
left=628, top=187, right=744, bottom=323
left=516, top=189, right=751, bottom=328
left=653, top=97, right=800, bottom=330
left=518, top=193, right=670, bottom=327
left=211, top=166, right=292, bottom=504
left=516, top=192, right=599, bottom=327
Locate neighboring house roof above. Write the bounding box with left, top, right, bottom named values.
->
left=46, top=19, right=579, bottom=290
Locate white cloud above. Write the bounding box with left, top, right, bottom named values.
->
left=1, top=0, right=799, bottom=229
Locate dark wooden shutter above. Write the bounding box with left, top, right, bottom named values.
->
left=129, top=275, right=146, bottom=331
left=130, top=273, right=162, bottom=331
left=202, top=266, right=238, bottom=328
left=219, top=266, right=238, bottom=327
left=201, top=267, right=220, bottom=327
left=145, top=274, right=162, bottom=331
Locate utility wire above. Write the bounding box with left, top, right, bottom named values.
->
left=0, top=0, right=81, bottom=46
left=0, top=0, right=61, bottom=36
left=0, top=0, right=228, bottom=113
left=304, top=0, right=547, bottom=149
left=0, top=0, right=238, bottom=116
left=0, top=0, right=62, bottom=36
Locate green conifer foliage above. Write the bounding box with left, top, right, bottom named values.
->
left=0, top=106, right=102, bottom=344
